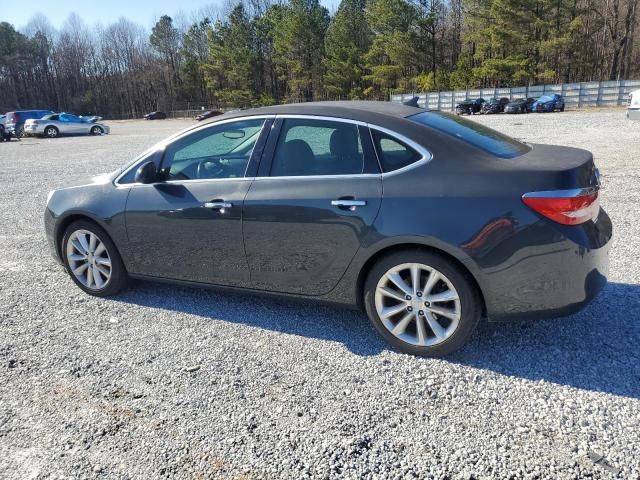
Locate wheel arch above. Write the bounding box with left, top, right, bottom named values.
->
left=355, top=241, right=487, bottom=317
left=55, top=213, right=115, bottom=260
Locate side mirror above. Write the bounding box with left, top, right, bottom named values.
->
left=135, top=160, right=158, bottom=184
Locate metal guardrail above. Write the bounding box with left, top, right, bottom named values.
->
left=391, top=80, right=640, bottom=111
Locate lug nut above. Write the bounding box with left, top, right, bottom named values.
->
left=418, top=310, right=424, bottom=316
left=417, top=291, right=422, bottom=297
left=407, top=306, right=413, bottom=312
left=405, top=295, right=412, bottom=300
left=424, top=301, right=431, bottom=307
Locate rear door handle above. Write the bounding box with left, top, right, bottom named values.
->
left=331, top=199, right=367, bottom=210
left=203, top=201, right=233, bottom=210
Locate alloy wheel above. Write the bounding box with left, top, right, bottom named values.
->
left=374, top=262, right=461, bottom=347
left=46, top=127, right=58, bottom=138
left=66, top=229, right=112, bottom=290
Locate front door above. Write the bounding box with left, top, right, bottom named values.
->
left=125, top=117, right=268, bottom=287
left=243, top=116, right=382, bottom=295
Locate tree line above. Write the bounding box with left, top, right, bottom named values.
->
left=0, top=0, right=638, bottom=117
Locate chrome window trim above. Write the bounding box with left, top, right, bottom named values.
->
left=113, top=113, right=433, bottom=187
left=367, top=124, right=433, bottom=177
left=113, top=115, right=275, bottom=187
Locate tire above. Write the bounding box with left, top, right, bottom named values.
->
left=90, top=126, right=103, bottom=135
left=16, top=127, right=25, bottom=138
left=45, top=126, right=59, bottom=138
left=363, top=250, right=481, bottom=357
left=560, top=104, right=565, bottom=112
left=61, top=220, right=128, bottom=297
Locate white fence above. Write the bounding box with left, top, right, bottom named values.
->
left=391, top=79, right=640, bottom=111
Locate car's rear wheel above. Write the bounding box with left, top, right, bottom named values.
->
left=90, top=126, right=103, bottom=135
left=45, top=126, right=59, bottom=138
left=62, top=220, right=127, bottom=296
left=364, top=250, right=481, bottom=357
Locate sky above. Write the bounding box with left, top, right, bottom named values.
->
left=2, top=0, right=338, bottom=31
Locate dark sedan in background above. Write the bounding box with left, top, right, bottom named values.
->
left=481, top=97, right=510, bottom=114
left=196, top=110, right=224, bottom=121
left=533, top=94, right=565, bottom=112
left=455, top=98, right=485, bottom=115
left=44, top=101, right=611, bottom=357
left=143, top=111, right=167, bottom=120
left=505, top=97, right=536, bottom=113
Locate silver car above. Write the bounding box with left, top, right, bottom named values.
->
left=24, top=113, right=110, bottom=138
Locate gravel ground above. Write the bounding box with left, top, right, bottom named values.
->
left=0, top=110, right=639, bottom=479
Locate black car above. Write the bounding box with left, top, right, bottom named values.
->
left=143, top=111, right=167, bottom=120
left=455, top=98, right=485, bottom=115
left=45, top=101, right=611, bottom=357
left=5, top=109, right=54, bottom=137
left=505, top=97, right=536, bottom=114
left=0, top=123, right=11, bottom=142
left=481, top=97, right=510, bottom=114
left=196, top=110, right=224, bottom=121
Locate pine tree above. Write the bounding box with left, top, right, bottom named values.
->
left=323, top=0, right=370, bottom=99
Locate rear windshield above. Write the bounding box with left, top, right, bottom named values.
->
left=408, top=111, right=530, bottom=158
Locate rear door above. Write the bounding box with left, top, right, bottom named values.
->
left=242, top=116, right=382, bottom=295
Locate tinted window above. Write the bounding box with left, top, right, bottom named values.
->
left=409, top=111, right=530, bottom=158
left=161, top=118, right=264, bottom=181
left=371, top=130, right=422, bottom=172
left=270, top=119, right=364, bottom=176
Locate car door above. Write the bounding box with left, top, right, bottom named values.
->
left=242, top=116, right=382, bottom=295
left=124, top=117, right=272, bottom=287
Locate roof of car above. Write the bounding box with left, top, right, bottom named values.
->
left=214, top=101, right=425, bottom=124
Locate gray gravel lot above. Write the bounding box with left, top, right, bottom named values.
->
left=0, top=110, right=639, bottom=479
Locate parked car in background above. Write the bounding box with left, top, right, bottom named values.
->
left=144, top=111, right=167, bottom=120
left=533, top=94, right=565, bottom=112
left=0, top=123, right=10, bottom=142
left=45, top=101, right=610, bottom=357
left=24, top=113, right=110, bottom=138
left=481, top=97, right=510, bottom=114
left=5, top=109, right=54, bottom=137
left=196, top=110, right=223, bottom=121
left=505, top=97, right=536, bottom=113
left=626, top=89, right=640, bottom=120
left=455, top=98, right=485, bottom=115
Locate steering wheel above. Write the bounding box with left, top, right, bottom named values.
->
left=197, top=158, right=230, bottom=179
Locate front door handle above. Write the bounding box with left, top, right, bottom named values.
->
left=203, top=201, right=233, bottom=210
left=331, top=199, right=367, bottom=210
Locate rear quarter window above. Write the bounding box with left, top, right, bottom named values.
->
left=409, top=111, right=530, bottom=158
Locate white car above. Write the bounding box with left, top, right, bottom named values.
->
left=24, top=113, right=110, bottom=138
left=627, top=89, right=640, bottom=120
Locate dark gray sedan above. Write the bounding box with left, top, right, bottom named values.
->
left=44, top=102, right=611, bottom=356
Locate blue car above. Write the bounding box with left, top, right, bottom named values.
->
left=532, top=94, right=565, bottom=113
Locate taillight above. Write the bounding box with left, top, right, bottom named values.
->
left=522, top=188, right=600, bottom=225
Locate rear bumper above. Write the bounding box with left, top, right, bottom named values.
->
left=484, top=209, right=611, bottom=322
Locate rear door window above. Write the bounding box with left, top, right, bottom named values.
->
left=270, top=119, right=365, bottom=176
left=409, top=111, right=530, bottom=158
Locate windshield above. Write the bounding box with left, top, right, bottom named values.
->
left=409, top=111, right=531, bottom=158
left=538, top=96, right=554, bottom=102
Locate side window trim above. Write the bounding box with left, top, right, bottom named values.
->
left=113, top=115, right=274, bottom=186
left=159, top=118, right=268, bottom=182
left=368, top=125, right=433, bottom=176
left=261, top=114, right=376, bottom=179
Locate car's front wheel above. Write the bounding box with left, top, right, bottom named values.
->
left=90, top=126, right=103, bottom=135
left=364, top=250, right=481, bottom=357
left=45, top=126, right=59, bottom=138
left=62, top=220, right=127, bottom=296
